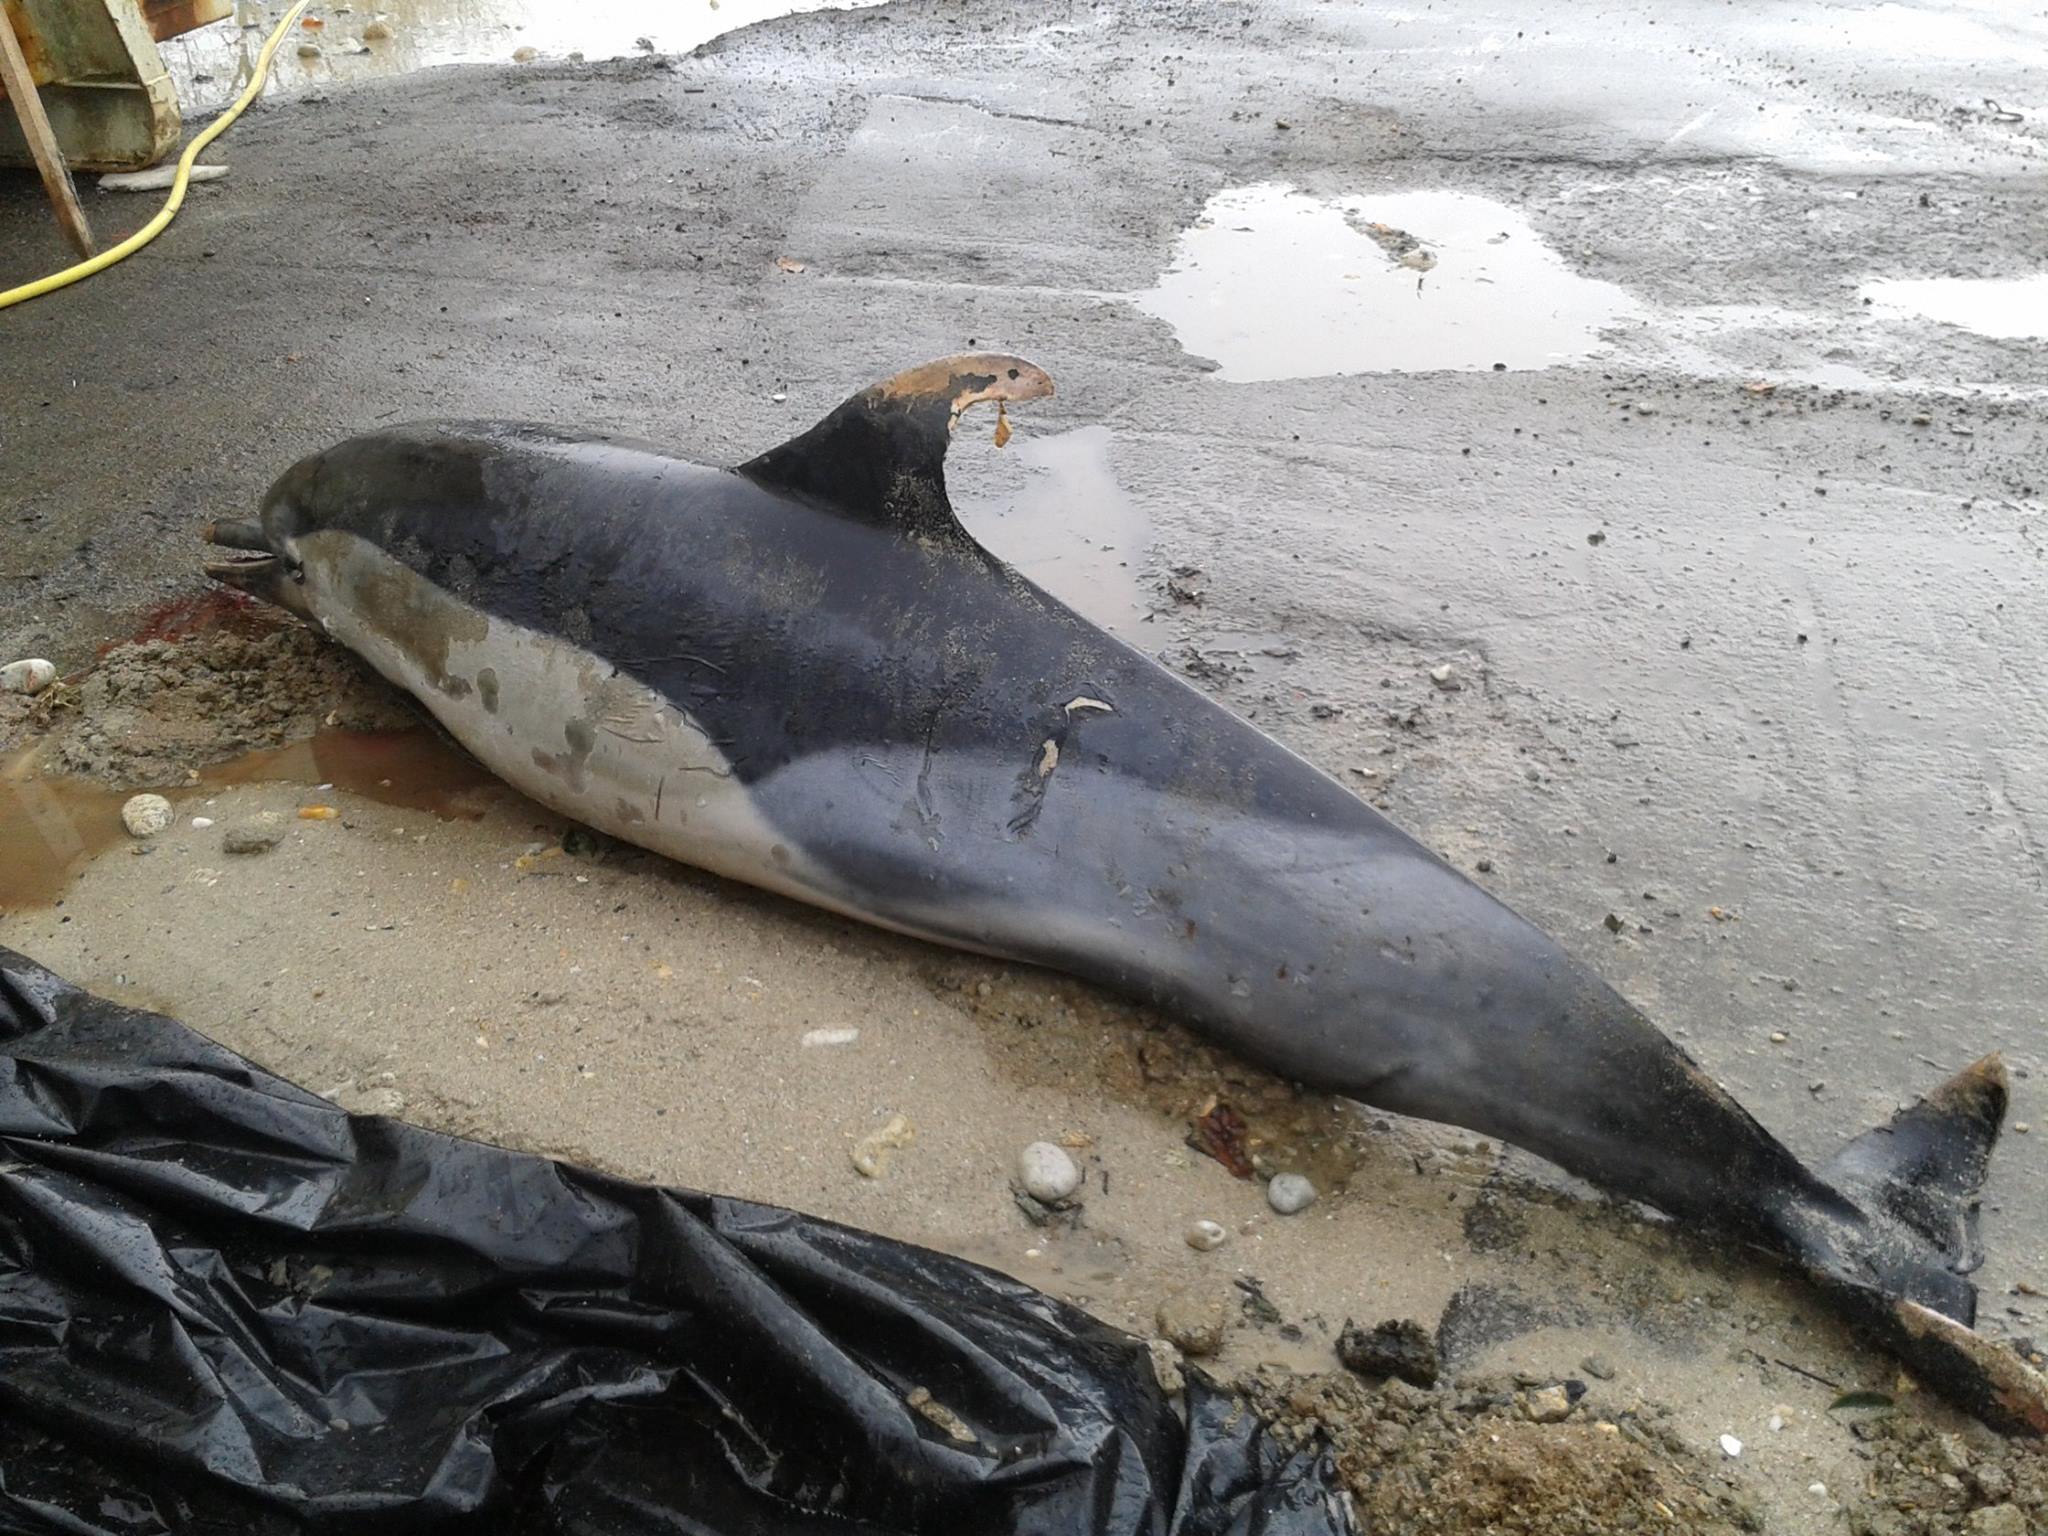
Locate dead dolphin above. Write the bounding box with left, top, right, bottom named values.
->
left=205, top=354, right=2045, bottom=1432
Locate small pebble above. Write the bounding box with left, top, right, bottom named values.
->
left=1965, top=1507, right=2027, bottom=1536
left=800, top=1027, right=859, bottom=1047
left=511, top=44, right=537, bottom=60
left=1719, top=1433, right=1743, bottom=1458
left=2014, top=1121, right=2030, bottom=1134
left=1185, top=1219, right=1228, bottom=1251
left=362, top=18, right=392, bottom=39
left=1524, top=1385, right=1572, bottom=1423
left=1147, top=1337, right=1185, bottom=1394
left=121, top=794, right=173, bottom=837
left=1265, top=1172, right=1318, bottom=1214
left=0, top=658, right=55, bottom=695
left=296, top=41, right=320, bottom=57
left=190, top=816, right=214, bottom=829
left=1579, top=1353, right=1616, bottom=1381
left=1769, top=1031, right=1788, bottom=1043
left=1428, top=662, right=1462, bottom=691
left=223, top=814, right=285, bottom=855
left=1155, top=1289, right=1227, bottom=1357
left=1809, top=1483, right=1828, bottom=1498
left=1018, top=1141, right=1082, bottom=1204
left=1338, top=1318, right=1439, bottom=1387
left=850, top=1113, right=915, bottom=1178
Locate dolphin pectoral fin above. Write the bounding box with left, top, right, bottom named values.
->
left=736, top=353, right=1054, bottom=538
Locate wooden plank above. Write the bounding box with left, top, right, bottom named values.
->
left=0, top=1, right=95, bottom=257
left=144, top=0, right=231, bottom=44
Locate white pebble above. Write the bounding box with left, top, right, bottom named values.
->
left=191, top=816, right=215, bottom=829
left=1017, top=1141, right=1081, bottom=1204
left=1429, top=662, right=1462, bottom=691
left=1719, top=1433, right=1743, bottom=1458
left=121, top=794, right=174, bottom=837
left=1768, top=1413, right=1785, bottom=1432
left=1185, top=1219, right=1228, bottom=1251
left=1808, top=1483, right=1828, bottom=1498
left=0, top=658, right=55, bottom=695
left=800, top=1027, right=859, bottom=1047
left=1266, top=1172, right=1318, bottom=1214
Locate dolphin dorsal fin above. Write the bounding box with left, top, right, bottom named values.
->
left=736, top=353, right=1054, bottom=539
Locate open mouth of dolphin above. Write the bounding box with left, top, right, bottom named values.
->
left=200, top=519, right=284, bottom=588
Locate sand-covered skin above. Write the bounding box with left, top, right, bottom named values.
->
left=3, top=630, right=2041, bottom=1533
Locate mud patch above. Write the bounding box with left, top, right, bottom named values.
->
left=924, top=962, right=1372, bottom=1198
left=1851, top=1409, right=2048, bottom=1535
left=6, top=615, right=416, bottom=786
left=1243, top=1366, right=1762, bottom=1534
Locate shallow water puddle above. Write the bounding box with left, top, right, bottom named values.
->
left=1131, top=185, right=1640, bottom=382
left=164, top=0, right=872, bottom=115
left=1859, top=274, right=2048, bottom=341
left=960, top=425, right=1153, bottom=634
left=0, top=728, right=494, bottom=913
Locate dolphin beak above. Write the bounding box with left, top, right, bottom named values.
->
left=201, top=520, right=289, bottom=602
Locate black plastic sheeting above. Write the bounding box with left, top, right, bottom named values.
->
left=0, top=947, right=1351, bottom=1536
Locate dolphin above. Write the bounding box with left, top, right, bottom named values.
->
left=204, top=354, right=2045, bottom=1432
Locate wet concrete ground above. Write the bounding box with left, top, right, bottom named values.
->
left=1, top=0, right=2045, bottom=1445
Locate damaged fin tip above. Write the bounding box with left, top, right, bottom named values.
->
left=867, top=352, right=1056, bottom=435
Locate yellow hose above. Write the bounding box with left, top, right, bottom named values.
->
left=0, top=0, right=308, bottom=312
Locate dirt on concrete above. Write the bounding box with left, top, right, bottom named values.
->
left=4, top=603, right=413, bottom=784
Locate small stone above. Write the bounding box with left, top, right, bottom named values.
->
left=1769, top=1030, right=1788, bottom=1043
left=190, top=816, right=214, bottom=829
left=1936, top=1432, right=1971, bottom=1474
left=1475, top=858, right=1493, bottom=873
left=1337, top=1318, right=1439, bottom=1388
left=1808, top=1482, right=1828, bottom=1498
left=223, top=814, right=285, bottom=855
left=1964, top=1507, right=2026, bottom=1536
left=1265, top=1173, right=1317, bottom=1214
left=511, top=44, right=537, bottom=60
left=1018, top=1141, right=1082, bottom=1204
left=1185, top=1219, right=1228, bottom=1251
left=1147, top=1337, right=1185, bottom=1394
left=361, top=18, right=392, bottom=39
left=2014, top=1121, right=2030, bottom=1134
left=121, top=794, right=173, bottom=837
left=1525, top=1385, right=1572, bottom=1423
left=296, top=41, right=320, bottom=57
left=1603, top=912, right=1625, bottom=933
left=0, top=658, right=55, bottom=695
left=1719, top=1433, right=1743, bottom=1458
left=1580, top=1353, right=1616, bottom=1381
left=1428, top=662, right=1462, bottom=691
left=1155, top=1289, right=1227, bottom=1357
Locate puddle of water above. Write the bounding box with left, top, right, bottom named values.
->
left=0, top=728, right=494, bottom=913
left=1131, top=184, right=1640, bottom=382
left=1859, top=274, right=2048, bottom=341
left=959, top=425, right=1154, bottom=635
left=162, top=0, right=869, bottom=115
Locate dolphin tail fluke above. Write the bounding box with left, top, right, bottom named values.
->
left=1781, top=1054, right=2048, bottom=1435
left=1819, top=1053, right=2008, bottom=1278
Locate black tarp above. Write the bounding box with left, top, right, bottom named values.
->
left=0, top=947, right=1350, bottom=1536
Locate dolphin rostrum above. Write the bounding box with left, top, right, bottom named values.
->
left=204, top=354, right=2045, bottom=1432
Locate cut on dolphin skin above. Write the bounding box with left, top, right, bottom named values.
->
left=204, top=354, right=2048, bottom=1435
